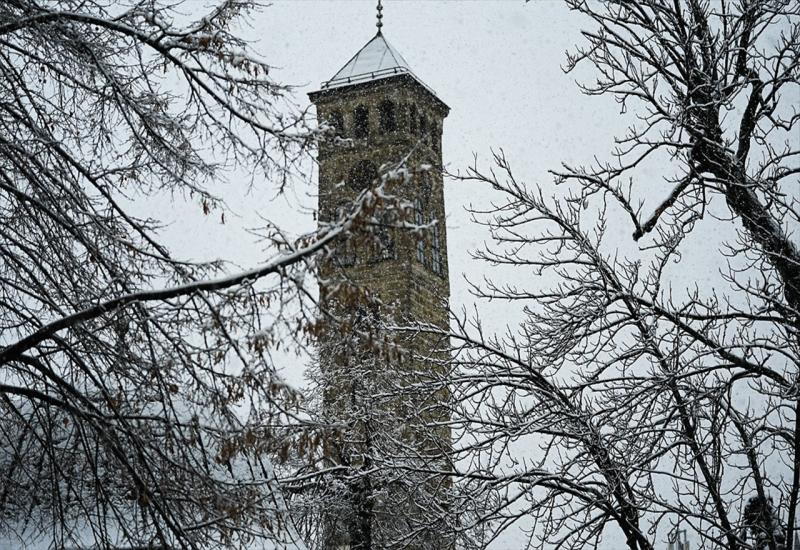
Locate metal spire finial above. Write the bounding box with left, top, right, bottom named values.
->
left=376, top=0, right=383, bottom=33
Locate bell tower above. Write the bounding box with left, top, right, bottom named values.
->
left=309, top=5, right=451, bottom=550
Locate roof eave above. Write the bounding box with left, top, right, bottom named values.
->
left=308, top=73, right=450, bottom=115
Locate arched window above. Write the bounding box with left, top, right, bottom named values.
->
left=328, top=109, right=345, bottom=136
left=409, top=104, right=418, bottom=133
left=414, top=198, right=425, bottom=265
left=419, top=115, right=427, bottom=140
left=353, top=105, right=369, bottom=138
left=348, top=160, right=378, bottom=191
left=378, top=100, right=397, bottom=133
left=431, top=215, right=442, bottom=275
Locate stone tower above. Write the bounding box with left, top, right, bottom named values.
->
left=309, top=19, right=451, bottom=550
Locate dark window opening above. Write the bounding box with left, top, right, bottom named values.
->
left=364, top=209, right=394, bottom=263
left=431, top=215, right=443, bottom=275
left=378, top=100, right=397, bottom=133
left=328, top=110, right=345, bottom=136
left=348, top=160, right=378, bottom=191
left=419, top=115, right=427, bottom=141
left=353, top=105, right=369, bottom=138
left=414, top=198, right=425, bottom=265
left=375, top=222, right=395, bottom=261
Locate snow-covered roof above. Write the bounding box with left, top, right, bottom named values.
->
left=319, top=32, right=442, bottom=102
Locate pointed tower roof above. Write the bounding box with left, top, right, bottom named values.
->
left=317, top=32, right=443, bottom=105
left=327, top=33, right=411, bottom=84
